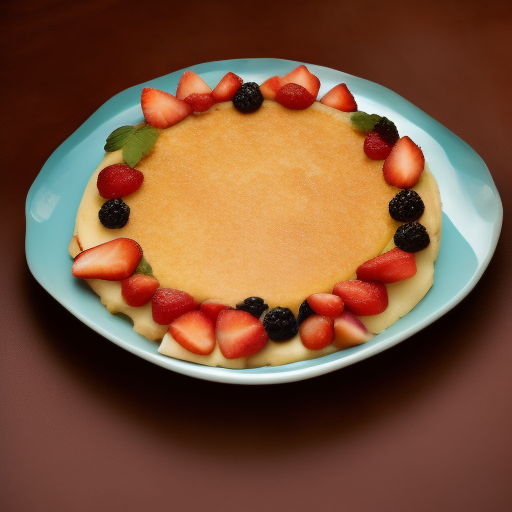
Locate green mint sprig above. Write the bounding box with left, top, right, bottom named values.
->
left=350, top=112, right=382, bottom=133
left=104, top=124, right=159, bottom=168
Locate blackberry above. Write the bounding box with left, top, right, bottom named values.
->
left=389, top=189, right=425, bottom=222
left=297, top=299, right=314, bottom=325
left=236, top=297, right=268, bottom=318
left=394, top=222, right=430, bottom=253
left=98, top=198, right=130, bottom=229
left=232, top=82, right=264, bottom=113
left=373, top=117, right=399, bottom=145
left=263, top=307, right=298, bottom=341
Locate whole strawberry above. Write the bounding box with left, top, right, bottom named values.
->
left=97, top=164, right=144, bottom=199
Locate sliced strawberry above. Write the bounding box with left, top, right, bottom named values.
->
left=97, top=164, right=144, bottom=199
left=332, top=280, right=388, bottom=316
left=363, top=131, right=394, bottom=160
left=176, top=71, right=212, bottom=100
left=299, top=314, right=335, bottom=350
left=141, top=88, right=193, bottom=129
left=151, top=288, right=199, bottom=325
left=200, top=300, right=231, bottom=323
left=275, top=83, right=316, bottom=110
left=382, top=136, right=425, bottom=188
left=72, top=238, right=142, bottom=281
left=356, top=248, right=417, bottom=283
left=333, top=311, right=373, bottom=349
left=282, top=65, right=321, bottom=98
left=216, top=309, right=268, bottom=359
left=121, top=273, right=159, bottom=307
left=212, top=72, right=243, bottom=102
left=259, top=76, right=285, bottom=100
left=169, top=310, right=216, bottom=355
left=320, top=83, right=357, bottom=112
left=184, top=93, right=214, bottom=112
left=306, top=293, right=344, bottom=318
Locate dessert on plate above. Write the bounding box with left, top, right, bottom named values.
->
left=69, top=64, right=442, bottom=368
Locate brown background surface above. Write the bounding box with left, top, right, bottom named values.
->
left=1, top=0, right=511, bottom=511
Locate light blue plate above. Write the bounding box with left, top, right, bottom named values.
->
left=25, top=59, right=503, bottom=385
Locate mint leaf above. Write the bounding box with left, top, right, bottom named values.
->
left=104, top=126, right=136, bottom=152
left=135, top=257, right=153, bottom=276
left=351, top=112, right=382, bottom=133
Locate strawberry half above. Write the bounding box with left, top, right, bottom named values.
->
left=259, top=76, right=285, bottom=100
left=141, top=88, right=193, bottom=129
left=332, top=280, right=388, bottom=316
left=382, top=136, right=425, bottom=188
left=333, top=311, right=373, bottom=349
left=282, top=65, right=321, bottom=98
left=169, top=310, right=216, bottom=355
left=200, top=300, right=231, bottom=323
left=72, top=238, right=142, bottom=281
left=299, top=314, right=335, bottom=350
left=121, top=274, right=159, bottom=307
left=306, top=293, right=344, bottom=318
left=320, top=83, right=357, bottom=112
left=356, top=248, right=417, bottom=283
left=363, top=131, right=394, bottom=160
left=151, top=288, right=199, bottom=325
left=212, top=72, right=243, bottom=102
left=216, top=309, right=268, bottom=359
left=275, top=83, right=316, bottom=110
left=97, top=164, right=144, bottom=199
left=176, top=71, right=212, bottom=100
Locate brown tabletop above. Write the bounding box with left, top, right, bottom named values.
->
left=2, top=1, right=511, bottom=511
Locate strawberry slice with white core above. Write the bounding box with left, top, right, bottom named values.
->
left=356, top=248, right=417, bottom=284
left=333, top=311, right=373, bottom=349
left=169, top=310, right=216, bottom=355
left=332, top=280, right=388, bottom=316
left=320, top=83, right=357, bottom=112
left=216, top=309, right=268, bottom=359
left=282, top=65, right=321, bottom=98
left=200, top=300, right=231, bottom=323
left=259, top=76, right=285, bottom=100
left=121, top=274, right=159, bottom=307
left=212, top=72, right=243, bottom=102
left=151, top=288, right=199, bottom=325
left=141, top=88, right=193, bottom=129
left=299, top=314, right=335, bottom=350
left=72, top=238, right=142, bottom=281
left=176, top=71, right=212, bottom=100
left=306, top=293, right=344, bottom=318
left=382, top=136, right=425, bottom=188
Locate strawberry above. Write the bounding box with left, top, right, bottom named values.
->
left=382, top=136, right=425, bottom=188
left=184, top=93, right=214, bottom=112
left=121, top=273, right=159, bottom=307
left=141, top=88, right=193, bottom=129
left=363, top=131, right=394, bottom=160
left=306, top=293, right=344, bottom=318
left=275, top=83, right=316, bottom=110
left=176, top=71, right=212, bottom=100
left=72, top=238, right=142, bottom=281
left=151, top=288, right=199, bottom=325
left=216, top=309, right=268, bottom=359
left=169, top=310, right=216, bottom=355
left=97, top=164, right=144, bottom=199
left=356, top=248, right=417, bottom=283
left=282, top=65, right=321, bottom=98
left=320, top=83, right=357, bottom=112
left=212, top=72, right=243, bottom=102
left=200, top=300, right=231, bottom=323
left=333, top=311, right=373, bottom=349
left=332, top=280, right=388, bottom=316
left=299, top=314, right=334, bottom=350
left=259, top=76, right=285, bottom=100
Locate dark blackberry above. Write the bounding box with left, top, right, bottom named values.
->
left=297, top=299, right=314, bottom=325
left=263, top=307, right=298, bottom=341
left=98, top=198, right=130, bottom=229
left=394, top=222, right=430, bottom=253
left=373, top=117, right=399, bottom=145
left=236, top=297, right=268, bottom=318
left=389, top=189, right=425, bottom=222
left=232, top=82, right=264, bottom=113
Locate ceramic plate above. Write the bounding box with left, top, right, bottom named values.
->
left=25, top=58, right=503, bottom=385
